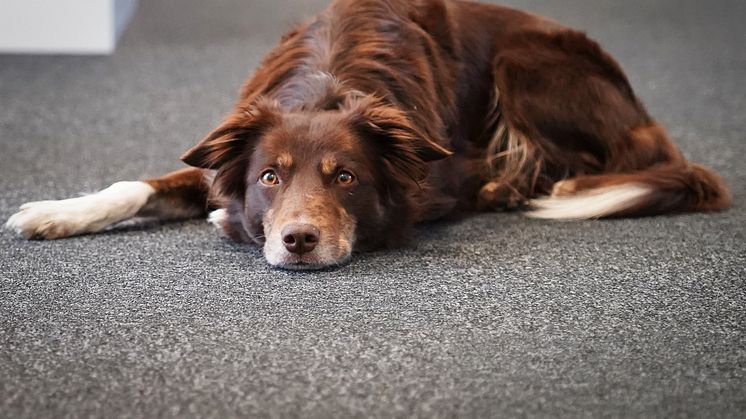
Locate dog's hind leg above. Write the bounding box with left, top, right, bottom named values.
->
left=479, top=28, right=732, bottom=219
left=481, top=30, right=640, bottom=210
left=5, top=168, right=211, bottom=239
left=478, top=28, right=732, bottom=219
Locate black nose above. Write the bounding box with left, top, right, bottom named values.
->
left=281, top=223, right=320, bottom=255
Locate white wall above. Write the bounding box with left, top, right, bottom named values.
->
left=0, top=0, right=139, bottom=54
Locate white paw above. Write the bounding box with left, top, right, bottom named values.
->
left=207, top=209, right=228, bottom=229
left=6, top=199, right=92, bottom=239
left=5, top=181, right=155, bottom=240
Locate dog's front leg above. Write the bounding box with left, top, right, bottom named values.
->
left=5, top=167, right=210, bottom=239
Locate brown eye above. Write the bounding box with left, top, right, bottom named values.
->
left=260, top=169, right=280, bottom=186
left=336, top=170, right=355, bottom=185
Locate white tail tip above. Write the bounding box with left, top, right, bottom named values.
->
left=527, top=183, right=652, bottom=220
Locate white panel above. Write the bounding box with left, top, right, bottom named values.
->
left=0, top=0, right=138, bottom=55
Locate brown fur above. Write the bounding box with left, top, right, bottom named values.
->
left=140, top=168, right=211, bottom=220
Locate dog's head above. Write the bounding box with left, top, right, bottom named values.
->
left=181, top=95, right=451, bottom=269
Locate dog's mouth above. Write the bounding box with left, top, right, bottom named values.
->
left=262, top=234, right=354, bottom=270
left=268, top=252, right=352, bottom=271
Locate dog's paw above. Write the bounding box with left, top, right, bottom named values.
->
left=478, top=181, right=526, bottom=209
left=207, top=209, right=229, bottom=229
left=550, top=179, right=577, bottom=197
left=5, top=200, right=87, bottom=239
left=5, top=182, right=155, bottom=240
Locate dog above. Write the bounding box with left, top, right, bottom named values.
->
left=5, top=0, right=731, bottom=269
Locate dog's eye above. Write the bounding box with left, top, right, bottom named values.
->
left=336, top=171, right=355, bottom=185
left=260, top=169, right=280, bottom=186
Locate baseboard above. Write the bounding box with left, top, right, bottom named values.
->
left=0, top=0, right=139, bottom=55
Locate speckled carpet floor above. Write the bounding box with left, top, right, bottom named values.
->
left=1, top=0, right=744, bottom=417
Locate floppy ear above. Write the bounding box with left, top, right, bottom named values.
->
left=343, top=96, right=453, bottom=181
left=181, top=99, right=280, bottom=169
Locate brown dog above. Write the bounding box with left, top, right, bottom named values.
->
left=6, top=0, right=731, bottom=269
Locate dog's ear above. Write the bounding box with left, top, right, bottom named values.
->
left=181, top=99, right=280, bottom=169
left=343, top=96, right=453, bottom=181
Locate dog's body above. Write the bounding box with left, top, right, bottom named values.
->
left=6, top=0, right=731, bottom=269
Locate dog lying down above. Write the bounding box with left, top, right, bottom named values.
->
left=6, top=0, right=731, bottom=270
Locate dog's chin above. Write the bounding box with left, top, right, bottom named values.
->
left=265, top=251, right=352, bottom=271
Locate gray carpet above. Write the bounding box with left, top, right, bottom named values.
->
left=1, top=0, right=745, bottom=417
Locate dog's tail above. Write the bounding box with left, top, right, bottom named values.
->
left=527, top=163, right=731, bottom=220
